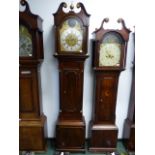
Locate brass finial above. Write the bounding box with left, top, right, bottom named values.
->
left=70, top=3, right=74, bottom=10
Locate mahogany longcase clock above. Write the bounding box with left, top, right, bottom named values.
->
left=53, top=2, right=90, bottom=152
left=89, top=18, right=130, bottom=152
left=19, top=0, right=47, bottom=151
left=123, top=32, right=135, bottom=151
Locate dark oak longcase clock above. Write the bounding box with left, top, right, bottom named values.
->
left=123, top=32, right=135, bottom=151
left=89, top=18, right=131, bottom=152
left=53, top=2, right=90, bottom=152
left=19, top=0, right=47, bottom=151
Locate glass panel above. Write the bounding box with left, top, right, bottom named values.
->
left=19, top=25, right=33, bottom=57
left=99, top=32, right=124, bottom=67
left=59, top=18, right=83, bottom=52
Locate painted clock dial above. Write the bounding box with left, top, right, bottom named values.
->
left=19, top=25, right=33, bottom=57
left=60, top=18, right=83, bottom=52
left=99, top=32, right=123, bottom=66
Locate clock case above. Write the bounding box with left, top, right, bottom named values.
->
left=123, top=33, right=135, bottom=151
left=19, top=0, right=47, bottom=151
left=89, top=18, right=130, bottom=152
left=53, top=2, right=90, bottom=152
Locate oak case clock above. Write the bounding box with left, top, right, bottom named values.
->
left=53, top=2, right=90, bottom=152
left=89, top=18, right=130, bottom=152
left=19, top=0, right=47, bottom=151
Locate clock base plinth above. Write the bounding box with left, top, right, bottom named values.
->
left=19, top=115, right=47, bottom=151
left=89, top=123, right=118, bottom=152
left=56, top=117, right=85, bottom=152
left=123, top=118, right=135, bottom=151
left=89, top=147, right=116, bottom=152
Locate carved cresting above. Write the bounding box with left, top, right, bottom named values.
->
left=20, top=0, right=30, bottom=13
left=54, top=2, right=90, bottom=13
left=94, top=17, right=130, bottom=33
left=117, top=18, right=131, bottom=33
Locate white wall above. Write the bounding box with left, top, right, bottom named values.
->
left=20, top=0, right=135, bottom=138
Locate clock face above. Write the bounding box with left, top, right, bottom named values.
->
left=99, top=43, right=121, bottom=66
left=59, top=18, right=83, bottom=52
left=99, top=32, right=123, bottom=67
left=19, top=25, right=33, bottom=57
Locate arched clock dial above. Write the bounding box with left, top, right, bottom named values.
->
left=19, top=25, right=33, bottom=57
left=60, top=18, right=83, bottom=52
left=99, top=43, right=121, bottom=66
left=99, top=32, right=123, bottom=67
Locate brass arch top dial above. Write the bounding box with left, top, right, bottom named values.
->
left=60, top=18, right=83, bottom=52
left=19, top=25, right=33, bottom=57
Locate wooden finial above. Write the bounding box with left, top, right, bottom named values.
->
left=20, top=0, right=30, bottom=12
left=100, top=17, right=109, bottom=29
left=20, top=0, right=26, bottom=6
left=117, top=18, right=131, bottom=32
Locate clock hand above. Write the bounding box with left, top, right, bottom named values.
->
left=106, top=53, right=114, bottom=59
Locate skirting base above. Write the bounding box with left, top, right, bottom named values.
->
left=19, top=115, right=47, bottom=151
left=56, top=118, right=85, bottom=152
left=89, top=124, right=118, bottom=152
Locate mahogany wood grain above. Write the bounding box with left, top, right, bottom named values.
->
left=19, top=0, right=47, bottom=151
left=89, top=18, right=130, bottom=152
left=53, top=2, right=90, bottom=152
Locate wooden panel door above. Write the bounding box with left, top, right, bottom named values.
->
left=95, top=72, right=119, bottom=123
left=19, top=67, right=40, bottom=118
left=56, top=126, right=85, bottom=149
left=91, top=129, right=117, bottom=148
left=60, top=69, right=82, bottom=113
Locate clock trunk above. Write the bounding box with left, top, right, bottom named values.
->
left=54, top=56, right=88, bottom=152
left=89, top=71, right=120, bottom=152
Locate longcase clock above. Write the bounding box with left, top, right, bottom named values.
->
left=19, top=0, right=47, bottom=151
left=53, top=2, right=90, bottom=152
left=123, top=32, right=135, bottom=151
left=89, top=18, right=130, bottom=152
